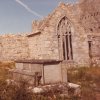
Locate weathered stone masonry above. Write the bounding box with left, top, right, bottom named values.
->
left=0, top=34, right=29, bottom=60
left=0, top=0, right=100, bottom=67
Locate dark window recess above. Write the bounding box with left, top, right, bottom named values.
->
left=66, top=35, right=69, bottom=60
left=98, top=26, right=100, bottom=29
left=90, top=28, right=93, bottom=32
left=69, top=35, right=73, bottom=59
left=88, top=41, right=92, bottom=58
left=63, top=41, right=66, bottom=60
left=58, top=35, right=60, bottom=38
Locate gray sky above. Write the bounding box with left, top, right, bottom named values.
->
left=0, top=0, right=78, bottom=34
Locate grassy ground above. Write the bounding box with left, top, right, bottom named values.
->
left=68, top=67, right=100, bottom=100
left=0, top=61, right=15, bottom=80
left=0, top=62, right=100, bottom=100
left=0, top=61, right=70, bottom=100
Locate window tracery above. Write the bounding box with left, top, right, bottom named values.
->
left=57, top=17, right=73, bottom=60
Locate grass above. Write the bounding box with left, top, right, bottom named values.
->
left=0, top=61, right=15, bottom=80
left=67, top=66, right=100, bottom=100
left=0, top=62, right=100, bottom=100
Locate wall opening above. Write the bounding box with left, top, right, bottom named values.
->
left=57, top=17, right=73, bottom=60
left=88, top=41, right=92, bottom=58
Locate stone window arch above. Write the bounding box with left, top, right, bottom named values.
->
left=57, top=16, right=73, bottom=60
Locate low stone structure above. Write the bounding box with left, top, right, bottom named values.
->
left=9, top=59, right=67, bottom=86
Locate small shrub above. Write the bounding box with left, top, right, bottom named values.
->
left=14, top=80, right=33, bottom=100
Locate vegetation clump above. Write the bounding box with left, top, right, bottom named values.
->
left=68, top=66, right=100, bottom=100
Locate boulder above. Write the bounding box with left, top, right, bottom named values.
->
left=68, top=83, right=81, bottom=96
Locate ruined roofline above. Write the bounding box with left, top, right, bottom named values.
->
left=32, top=0, right=94, bottom=26
left=32, top=1, right=74, bottom=22
left=27, top=31, right=41, bottom=37
left=0, top=32, right=33, bottom=37
left=32, top=1, right=75, bottom=31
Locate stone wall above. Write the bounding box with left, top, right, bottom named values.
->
left=44, top=63, right=63, bottom=84
left=0, top=34, right=29, bottom=60
left=30, top=0, right=100, bottom=66
left=88, top=35, right=100, bottom=66
left=31, top=2, right=90, bottom=66
left=78, top=0, right=100, bottom=33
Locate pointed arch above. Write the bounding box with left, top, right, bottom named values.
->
left=57, top=16, right=73, bottom=60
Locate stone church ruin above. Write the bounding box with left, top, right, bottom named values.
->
left=1, top=0, right=100, bottom=85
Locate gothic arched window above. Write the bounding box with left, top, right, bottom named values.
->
left=57, top=17, right=73, bottom=60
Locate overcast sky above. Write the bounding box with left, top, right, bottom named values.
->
left=0, top=0, right=78, bottom=34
